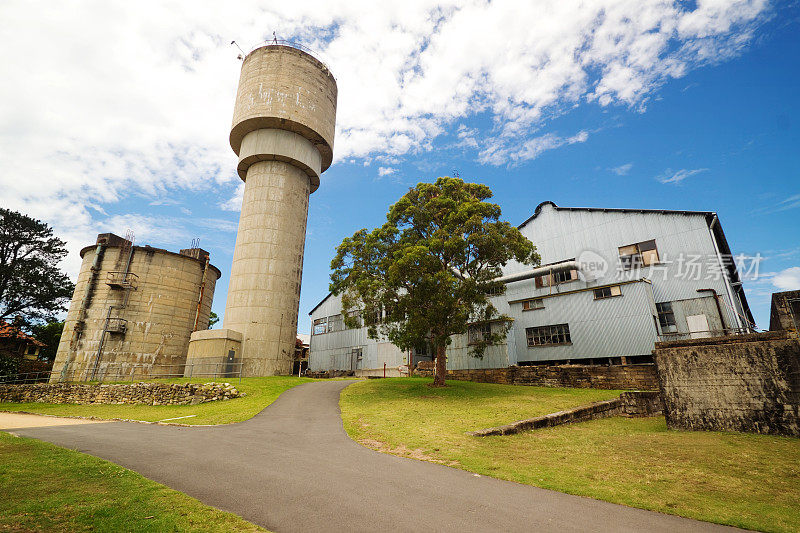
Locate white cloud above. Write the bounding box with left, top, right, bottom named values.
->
left=378, top=166, right=397, bottom=176
left=220, top=183, right=245, bottom=212
left=611, top=163, right=633, bottom=175
left=774, top=193, right=800, bottom=212
left=773, top=267, right=800, bottom=291
left=480, top=130, right=589, bottom=165
left=656, top=167, right=709, bottom=184
left=0, top=1, right=769, bottom=274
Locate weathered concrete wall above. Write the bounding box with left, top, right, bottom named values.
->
left=654, top=331, right=800, bottom=436
left=52, top=244, right=219, bottom=382
left=770, top=290, right=800, bottom=333
left=224, top=161, right=310, bottom=376
left=415, top=362, right=658, bottom=390
left=230, top=45, right=337, bottom=171
left=224, top=44, right=337, bottom=377
left=184, top=329, right=243, bottom=377
left=0, top=382, right=241, bottom=406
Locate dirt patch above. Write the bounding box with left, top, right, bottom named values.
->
left=358, top=438, right=458, bottom=467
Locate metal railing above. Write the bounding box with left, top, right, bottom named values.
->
left=243, top=37, right=335, bottom=78
left=106, top=271, right=139, bottom=290
left=657, top=327, right=755, bottom=342
left=0, top=357, right=244, bottom=385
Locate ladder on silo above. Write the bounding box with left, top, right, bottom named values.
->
left=90, top=230, right=136, bottom=381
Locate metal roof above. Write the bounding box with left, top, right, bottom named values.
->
left=518, top=201, right=715, bottom=229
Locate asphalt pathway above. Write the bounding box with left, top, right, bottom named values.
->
left=5, top=380, right=739, bottom=532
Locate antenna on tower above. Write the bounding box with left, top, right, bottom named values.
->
left=453, top=169, right=460, bottom=179
left=230, top=40, right=244, bottom=60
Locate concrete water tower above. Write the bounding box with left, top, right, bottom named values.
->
left=223, top=43, right=337, bottom=375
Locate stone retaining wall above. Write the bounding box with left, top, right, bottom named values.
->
left=654, top=331, right=800, bottom=437
left=415, top=363, right=658, bottom=390
left=470, top=390, right=662, bottom=436
left=0, top=382, right=242, bottom=406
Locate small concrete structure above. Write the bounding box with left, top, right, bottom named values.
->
left=219, top=44, right=338, bottom=376
left=51, top=233, right=220, bottom=381
left=184, top=329, right=242, bottom=377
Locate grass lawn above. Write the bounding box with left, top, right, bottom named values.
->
left=0, top=432, right=265, bottom=532
left=0, top=376, right=313, bottom=425
left=340, top=377, right=800, bottom=532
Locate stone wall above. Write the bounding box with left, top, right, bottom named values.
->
left=654, top=331, right=800, bottom=437
left=414, top=362, right=658, bottom=390
left=770, top=290, right=800, bottom=333
left=0, top=382, right=242, bottom=406
left=470, top=391, right=663, bottom=436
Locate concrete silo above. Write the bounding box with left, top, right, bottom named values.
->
left=51, top=233, right=220, bottom=381
left=220, top=43, right=338, bottom=375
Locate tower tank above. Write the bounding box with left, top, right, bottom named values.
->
left=51, top=233, right=220, bottom=381
left=224, top=44, right=337, bottom=375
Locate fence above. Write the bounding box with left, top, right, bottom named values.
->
left=0, top=357, right=243, bottom=385
left=657, top=327, right=755, bottom=343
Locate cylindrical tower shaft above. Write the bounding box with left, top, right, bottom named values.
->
left=224, top=44, right=337, bottom=375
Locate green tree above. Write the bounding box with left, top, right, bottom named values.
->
left=0, top=208, right=75, bottom=326
left=330, top=177, right=539, bottom=387
left=32, top=321, right=64, bottom=362
left=208, top=311, right=219, bottom=329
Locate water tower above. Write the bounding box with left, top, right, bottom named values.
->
left=222, top=43, right=337, bottom=375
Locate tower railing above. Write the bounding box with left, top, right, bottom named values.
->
left=245, top=39, right=335, bottom=78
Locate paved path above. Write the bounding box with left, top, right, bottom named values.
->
left=4, top=380, right=738, bottom=532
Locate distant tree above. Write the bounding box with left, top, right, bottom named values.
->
left=32, top=321, right=64, bottom=362
left=208, top=311, right=220, bottom=329
left=330, top=177, right=539, bottom=387
left=0, top=208, right=74, bottom=326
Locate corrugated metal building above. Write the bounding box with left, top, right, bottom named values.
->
left=308, top=201, right=755, bottom=374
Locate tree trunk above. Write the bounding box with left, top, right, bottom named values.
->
left=432, top=343, right=447, bottom=387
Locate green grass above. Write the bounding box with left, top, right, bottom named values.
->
left=0, top=432, right=265, bottom=532
left=340, top=377, right=800, bottom=532
left=0, top=376, right=314, bottom=425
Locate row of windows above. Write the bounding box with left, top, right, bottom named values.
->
left=312, top=309, right=372, bottom=335
left=519, top=284, right=623, bottom=312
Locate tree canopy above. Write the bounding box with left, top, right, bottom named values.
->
left=330, top=177, right=539, bottom=386
left=0, top=208, right=75, bottom=326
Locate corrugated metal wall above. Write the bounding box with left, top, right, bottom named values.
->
left=308, top=203, right=749, bottom=371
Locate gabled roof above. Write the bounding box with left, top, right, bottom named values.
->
left=308, top=292, right=334, bottom=316
left=518, top=201, right=715, bottom=230
left=0, top=321, right=45, bottom=346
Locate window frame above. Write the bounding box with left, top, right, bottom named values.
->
left=593, top=285, right=622, bottom=300
left=656, top=302, right=678, bottom=333
left=522, top=298, right=545, bottom=311
left=619, top=239, right=660, bottom=270
left=312, top=317, right=327, bottom=335
left=525, top=323, right=572, bottom=347
left=468, top=323, right=493, bottom=345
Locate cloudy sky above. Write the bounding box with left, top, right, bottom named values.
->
left=1, top=0, right=798, bottom=332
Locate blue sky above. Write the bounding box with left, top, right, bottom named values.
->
left=1, top=1, right=797, bottom=333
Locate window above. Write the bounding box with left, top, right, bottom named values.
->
left=593, top=285, right=622, bottom=300
left=327, top=314, right=344, bottom=333
left=656, top=302, right=677, bottom=333
left=534, top=269, right=578, bottom=288
left=619, top=239, right=659, bottom=269
left=468, top=323, right=492, bottom=345
left=526, top=324, right=571, bottom=347
left=522, top=298, right=544, bottom=311
left=312, top=317, right=327, bottom=335
left=485, top=284, right=504, bottom=297
left=345, top=310, right=362, bottom=329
